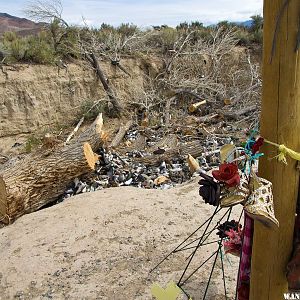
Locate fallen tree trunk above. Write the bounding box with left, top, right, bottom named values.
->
left=134, top=140, right=203, bottom=165
left=197, top=113, right=219, bottom=123
left=110, top=120, right=133, bottom=148
left=217, top=105, right=257, bottom=120
left=0, top=114, right=104, bottom=224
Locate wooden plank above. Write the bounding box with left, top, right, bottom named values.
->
left=250, top=0, right=300, bottom=299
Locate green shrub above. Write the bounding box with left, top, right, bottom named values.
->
left=117, top=23, right=138, bottom=37
left=146, top=27, right=179, bottom=52
left=24, top=34, right=55, bottom=64
left=2, top=33, right=27, bottom=62
left=55, top=26, right=80, bottom=60
left=3, top=31, right=17, bottom=42
left=25, top=135, right=41, bottom=153
left=235, top=30, right=252, bottom=46
left=250, top=29, right=263, bottom=44
left=76, top=99, right=106, bottom=122
left=9, top=38, right=27, bottom=61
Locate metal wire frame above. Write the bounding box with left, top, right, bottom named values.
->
left=150, top=205, right=244, bottom=299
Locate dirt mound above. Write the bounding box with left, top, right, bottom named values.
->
left=0, top=178, right=240, bottom=299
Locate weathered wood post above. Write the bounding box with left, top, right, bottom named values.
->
left=250, top=0, right=300, bottom=299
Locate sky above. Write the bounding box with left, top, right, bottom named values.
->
left=0, top=0, right=263, bottom=27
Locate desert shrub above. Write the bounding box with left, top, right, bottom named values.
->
left=3, top=31, right=17, bottom=42
left=235, top=29, right=252, bottom=46
left=25, top=135, right=41, bottom=153
left=8, top=38, right=28, bottom=61
left=146, top=27, right=179, bottom=52
left=159, top=28, right=178, bottom=50
left=100, top=23, right=114, bottom=31
left=76, top=99, right=106, bottom=121
left=190, top=21, right=204, bottom=30
left=216, top=21, right=235, bottom=30
left=56, top=26, right=80, bottom=60
left=176, top=22, right=189, bottom=30
left=2, top=33, right=28, bottom=62
left=250, top=29, right=263, bottom=44
left=1, top=31, right=56, bottom=64
left=191, top=29, right=214, bottom=44
left=117, top=23, right=139, bottom=37
left=24, top=33, right=55, bottom=64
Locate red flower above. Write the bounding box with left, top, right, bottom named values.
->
left=223, top=228, right=243, bottom=256
left=212, top=163, right=240, bottom=187
left=252, top=137, right=264, bottom=154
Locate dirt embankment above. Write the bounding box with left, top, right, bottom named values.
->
left=0, top=178, right=240, bottom=300
left=0, top=57, right=161, bottom=155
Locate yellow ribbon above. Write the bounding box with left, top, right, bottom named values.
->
left=264, top=138, right=300, bottom=164
left=275, top=144, right=300, bottom=164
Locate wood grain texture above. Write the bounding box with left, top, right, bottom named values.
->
left=250, top=0, right=300, bottom=299
left=109, top=120, right=133, bottom=148
left=0, top=114, right=104, bottom=224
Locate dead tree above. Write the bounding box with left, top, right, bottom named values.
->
left=86, top=52, right=123, bottom=116
left=24, top=0, right=69, bottom=27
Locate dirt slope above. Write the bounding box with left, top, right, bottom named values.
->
left=0, top=57, right=160, bottom=155
left=0, top=178, right=240, bottom=300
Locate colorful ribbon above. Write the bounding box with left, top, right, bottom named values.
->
left=264, top=139, right=300, bottom=164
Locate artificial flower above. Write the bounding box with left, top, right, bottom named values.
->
left=198, top=173, right=221, bottom=206
left=212, top=163, right=240, bottom=187
left=252, top=137, right=264, bottom=154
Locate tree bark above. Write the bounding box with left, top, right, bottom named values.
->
left=110, top=120, right=133, bottom=148
left=0, top=114, right=104, bottom=224
left=88, top=52, right=122, bottom=116
left=134, top=140, right=203, bottom=165
left=217, top=104, right=257, bottom=120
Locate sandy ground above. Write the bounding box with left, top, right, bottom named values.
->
left=0, top=178, right=241, bottom=300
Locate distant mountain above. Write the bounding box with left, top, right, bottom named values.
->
left=209, top=20, right=254, bottom=28
left=0, top=13, right=45, bottom=36
left=234, top=20, right=253, bottom=28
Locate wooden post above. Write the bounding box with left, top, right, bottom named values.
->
left=250, top=0, right=300, bottom=299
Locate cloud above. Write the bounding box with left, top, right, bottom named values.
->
left=2, top=0, right=263, bottom=27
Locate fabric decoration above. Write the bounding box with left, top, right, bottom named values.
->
left=237, top=214, right=254, bottom=300
left=244, top=176, right=279, bottom=228
left=276, top=144, right=300, bottom=164
left=251, top=137, right=264, bottom=154
left=218, top=220, right=243, bottom=257
left=223, top=229, right=243, bottom=257
left=287, top=214, right=300, bottom=291
left=212, top=163, right=240, bottom=188
left=198, top=173, right=221, bottom=206
left=220, top=173, right=249, bottom=208
left=263, top=139, right=300, bottom=164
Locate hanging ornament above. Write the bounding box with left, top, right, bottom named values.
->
left=244, top=175, right=279, bottom=228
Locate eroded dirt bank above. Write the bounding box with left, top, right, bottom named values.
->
left=0, top=57, right=160, bottom=155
